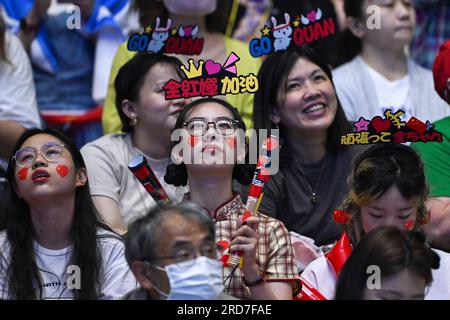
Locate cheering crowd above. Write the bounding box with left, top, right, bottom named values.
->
left=0, top=0, right=449, bottom=300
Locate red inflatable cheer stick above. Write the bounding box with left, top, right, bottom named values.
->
left=128, top=155, right=170, bottom=206
left=225, top=136, right=279, bottom=268
left=325, top=231, right=353, bottom=276
left=295, top=277, right=327, bottom=300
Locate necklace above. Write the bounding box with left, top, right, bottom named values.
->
left=296, top=156, right=328, bottom=206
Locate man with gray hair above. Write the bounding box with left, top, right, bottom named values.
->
left=123, top=202, right=236, bottom=300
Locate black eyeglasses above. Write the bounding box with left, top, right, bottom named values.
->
left=12, top=142, right=67, bottom=168
left=143, top=243, right=217, bottom=268
left=183, top=118, right=240, bottom=137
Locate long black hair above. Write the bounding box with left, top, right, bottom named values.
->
left=253, top=46, right=352, bottom=154
left=164, top=98, right=254, bottom=187
left=2, top=128, right=117, bottom=299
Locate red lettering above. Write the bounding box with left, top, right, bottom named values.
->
left=313, top=22, right=324, bottom=40
left=293, top=28, right=304, bottom=46
left=303, top=25, right=314, bottom=43
left=192, top=38, right=204, bottom=55
left=322, top=18, right=335, bottom=36
left=164, top=37, right=175, bottom=53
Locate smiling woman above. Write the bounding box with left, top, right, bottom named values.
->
left=0, top=128, right=136, bottom=300
left=253, top=46, right=362, bottom=247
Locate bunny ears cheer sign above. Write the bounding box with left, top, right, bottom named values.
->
left=127, top=17, right=204, bottom=55
left=249, top=9, right=336, bottom=58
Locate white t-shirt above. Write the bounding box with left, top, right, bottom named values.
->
left=332, top=56, right=450, bottom=123
left=81, top=134, right=187, bottom=226
left=301, top=248, right=450, bottom=300
left=363, top=61, right=412, bottom=121
left=0, top=230, right=137, bottom=299
left=0, top=32, right=41, bottom=169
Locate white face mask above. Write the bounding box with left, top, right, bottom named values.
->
left=163, top=0, right=217, bottom=16
left=152, top=256, right=224, bottom=300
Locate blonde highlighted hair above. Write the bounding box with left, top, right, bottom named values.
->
left=341, top=144, right=428, bottom=243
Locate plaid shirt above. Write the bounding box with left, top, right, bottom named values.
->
left=193, top=194, right=301, bottom=300
left=411, top=0, right=450, bottom=69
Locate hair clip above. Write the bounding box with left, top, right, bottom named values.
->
left=333, top=209, right=351, bottom=224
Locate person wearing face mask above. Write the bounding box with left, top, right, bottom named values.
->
left=335, top=226, right=440, bottom=300
left=301, top=144, right=450, bottom=300
left=102, top=0, right=261, bottom=134
left=123, top=202, right=236, bottom=300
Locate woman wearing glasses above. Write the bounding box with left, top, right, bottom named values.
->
left=81, top=53, right=189, bottom=234
left=0, top=128, right=136, bottom=299
left=164, top=98, right=300, bottom=300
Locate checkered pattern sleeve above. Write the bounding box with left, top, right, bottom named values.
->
left=260, top=216, right=301, bottom=294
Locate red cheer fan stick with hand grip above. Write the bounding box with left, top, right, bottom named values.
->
left=128, top=155, right=170, bottom=206
left=295, top=277, right=327, bottom=300
left=226, top=136, right=279, bottom=268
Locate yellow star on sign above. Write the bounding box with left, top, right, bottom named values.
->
left=144, top=26, right=152, bottom=34
left=261, top=25, right=270, bottom=36
left=293, top=19, right=300, bottom=27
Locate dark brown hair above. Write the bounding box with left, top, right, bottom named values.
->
left=335, top=226, right=439, bottom=300
left=114, top=52, right=184, bottom=133
left=253, top=46, right=352, bottom=153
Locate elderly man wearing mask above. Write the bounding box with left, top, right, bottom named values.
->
left=123, top=202, right=236, bottom=300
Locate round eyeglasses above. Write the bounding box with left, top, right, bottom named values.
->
left=183, top=118, right=240, bottom=137
left=13, top=142, right=66, bottom=168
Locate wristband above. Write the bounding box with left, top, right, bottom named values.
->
left=243, top=275, right=266, bottom=287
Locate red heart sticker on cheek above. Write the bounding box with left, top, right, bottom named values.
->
left=188, top=135, right=198, bottom=148
left=404, top=219, right=415, bottom=231
left=226, top=136, right=236, bottom=148
left=18, top=168, right=28, bottom=180
left=56, top=165, right=69, bottom=178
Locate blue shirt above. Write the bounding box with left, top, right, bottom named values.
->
left=33, top=13, right=96, bottom=112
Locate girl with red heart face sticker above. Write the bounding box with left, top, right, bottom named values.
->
left=165, top=98, right=301, bottom=300
left=2, top=128, right=136, bottom=300
left=302, top=143, right=450, bottom=300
